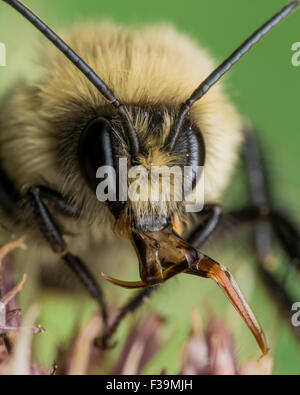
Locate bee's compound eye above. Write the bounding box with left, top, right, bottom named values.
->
left=79, top=117, right=127, bottom=217
left=79, top=117, right=115, bottom=192
left=174, top=124, right=205, bottom=189
left=79, top=117, right=128, bottom=218
left=187, top=126, right=205, bottom=188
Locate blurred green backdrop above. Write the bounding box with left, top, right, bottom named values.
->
left=0, top=0, right=300, bottom=374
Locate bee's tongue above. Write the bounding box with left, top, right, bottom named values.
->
left=100, top=225, right=268, bottom=355
left=100, top=226, right=197, bottom=287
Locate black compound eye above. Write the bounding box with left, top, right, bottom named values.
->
left=187, top=126, right=205, bottom=187
left=79, top=117, right=115, bottom=192
left=79, top=117, right=127, bottom=218
left=175, top=123, right=205, bottom=188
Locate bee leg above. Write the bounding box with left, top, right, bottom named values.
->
left=187, top=204, right=223, bottom=246
left=243, top=128, right=300, bottom=266
left=257, top=255, right=300, bottom=340
left=232, top=129, right=300, bottom=340
left=25, top=186, right=108, bottom=327
left=101, top=286, right=159, bottom=346
left=269, top=212, right=300, bottom=273
left=35, top=185, right=82, bottom=218
left=256, top=211, right=300, bottom=340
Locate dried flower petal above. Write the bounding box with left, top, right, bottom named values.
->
left=8, top=305, right=42, bottom=375
left=68, top=314, right=103, bottom=375
left=205, top=318, right=237, bottom=375
left=0, top=237, right=26, bottom=265
left=240, top=355, right=273, bottom=375
left=115, top=314, right=164, bottom=375
left=180, top=310, right=210, bottom=375
left=1, top=274, right=27, bottom=306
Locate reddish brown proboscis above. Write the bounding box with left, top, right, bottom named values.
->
left=101, top=225, right=268, bottom=355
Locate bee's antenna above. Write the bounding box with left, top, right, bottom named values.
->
left=2, top=0, right=140, bottom=157
left=167, top=0, right=299, bottom=150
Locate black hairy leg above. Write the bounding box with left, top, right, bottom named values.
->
left=23, top=187, right=154, bottom=347
left=24, top=187, right=108, bottom=328
left=100, top=286, right=159, bottom=347
left=35, top=186, right=82, bottom=218
left=243, top=130, right=300, bottom=340
left=187, top=204, right=223, bottom=247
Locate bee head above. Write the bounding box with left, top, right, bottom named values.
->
left=6, top=0, right=297, bottom=233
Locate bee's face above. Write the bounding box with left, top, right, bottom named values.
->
left=78, top=104, right=205, bottom=231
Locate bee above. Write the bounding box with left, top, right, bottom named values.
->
left=0, top=0, right=299, bottom=354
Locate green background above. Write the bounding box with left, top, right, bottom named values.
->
left=0, top=0, right=300, bottom=374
